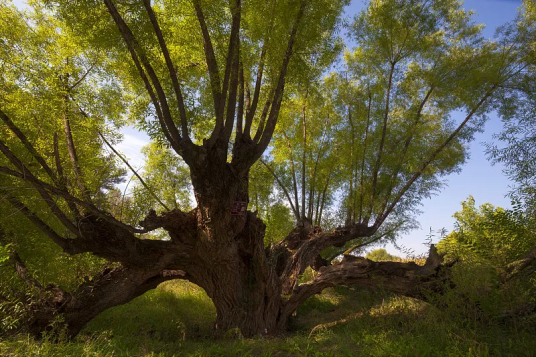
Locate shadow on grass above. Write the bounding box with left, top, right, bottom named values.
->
left=2, top=282, right=536, bottom=356
left=84, top=280, right=216, bottom=339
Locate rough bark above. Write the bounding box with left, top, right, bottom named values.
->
left=280, top=245, right=449, bottom=325
left=26, top=267, right=186, bottom=338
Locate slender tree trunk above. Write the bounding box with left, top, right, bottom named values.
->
left=301, top=92, right=308, bottom=223
left=284, top=132, right=301, bottom=220
left=346, top=105, right=354, bottom=226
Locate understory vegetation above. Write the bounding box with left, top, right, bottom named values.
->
left=1, top=272, right=535, bottom=357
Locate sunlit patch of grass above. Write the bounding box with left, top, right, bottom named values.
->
left=1, top=280, right=536, bottom=356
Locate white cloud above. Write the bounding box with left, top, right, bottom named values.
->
left=115, top=133, right=149, bottom=169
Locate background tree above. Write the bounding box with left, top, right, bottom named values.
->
left=486, top=0, right=536, bottom=214
left=365, top=248, right=400, bottom=262
left=437, top=196, right=536, bottom=268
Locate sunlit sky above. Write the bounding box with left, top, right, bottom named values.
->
left=11, top=0, right=524, bottom=255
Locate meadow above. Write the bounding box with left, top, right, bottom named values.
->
left=1, top=268, right=535, bottom=357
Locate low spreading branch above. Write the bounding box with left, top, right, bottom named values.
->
left=280, top=245, right=448, bottom=322
left=503, top=246, right=536, bottom=281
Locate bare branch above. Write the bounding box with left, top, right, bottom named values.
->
left=244, top=40, right=268, bottom=137
left=343, top=220, right=406, bottom=256
left=260, top=159, right=299, bottom=220
left=235, top=64, right=245, bottom=138
left=62, top=92, right=90, bottom=200
left=366, top=62, right=395, bottom=223
left=375, top=84, right=498, bottom=228
left=1, top=190, right=78, bottom=254
left=69, top=63, right=95, bottom=90
left=300, top=91, right=308, bottom=222
left=0, top=108, right=57, bottom=182
left=0, top=138, right=79, bottom=235
left=283, top=132, right=301, bottom=219
left=98, top=131, right=170, bottom=212
left=0, top=165, right=146, bottom=234
left=253, top=0, right=308, bottom=159
left=192, top=0, right=222, bottom=136
left=142, top=0, right=190, bottom=140
left=103, top=0, right=182, bottom=150
left=377, top=86, right=435, bottom=218
left=222, top=0, right=242, bottom=143
left=53, top=132, right=81, bottom=217
left=244, top=0, right=276, bottom=135
left=358, top=89, right=372, bottom=223
left=252, top=91, right=273, bottom=143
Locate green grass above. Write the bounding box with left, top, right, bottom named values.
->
left=1, top=280, right=535, bottom=356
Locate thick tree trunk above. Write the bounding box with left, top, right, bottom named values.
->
left=181, top=152, right=281, bottom=336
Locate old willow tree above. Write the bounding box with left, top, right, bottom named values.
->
left=0, top=0, right=532, bottom=338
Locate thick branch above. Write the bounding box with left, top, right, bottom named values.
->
left=281, top=245, right=447, bottom=321
left=104, top=0, right=182, bottom=152
left=142, top=0, right=190, bottom=140
left=25, top=266, right=188, bottom=339
left=275, top=222, right=375, bottom=294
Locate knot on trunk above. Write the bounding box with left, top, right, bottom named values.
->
left=139, top=208, right=198, bottom=245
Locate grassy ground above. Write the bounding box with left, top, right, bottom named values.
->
left=1, top=279, right=535, bottom=356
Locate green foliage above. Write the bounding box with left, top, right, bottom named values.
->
left=0, top=0, right=535, bottom=349
left=2, top=282, right=536, bottom=356
left=437, top=196, right=536, bottom=267
left=258, top=0, right=515, bottom=256
left=435, top=196, right=536, bottom=336
left=485, top=0, right=536, bottom=213
left=0, top=4, right=123, bottom=333
left=365, top=248, right=400, bottom=262
left=42, top=0, right=349, bottom=145
left=264, top=203, right=295, bottom=246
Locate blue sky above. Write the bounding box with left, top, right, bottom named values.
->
left=11, top=0, right=524, bottom=255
